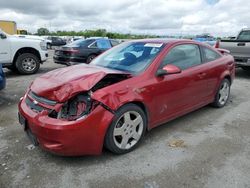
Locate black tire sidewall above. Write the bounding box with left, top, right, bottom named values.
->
left=104, top=104, right=147, bottom=154
left=86, top=55, right=96, bottom=64
left=16, top=53, right=40, bottom=75
left=47, top=43, right=51, bottom=49
left=213, top=79, right=231, bottom=108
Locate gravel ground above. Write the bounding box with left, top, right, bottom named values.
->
left=1, top=50, right=250, bottom=188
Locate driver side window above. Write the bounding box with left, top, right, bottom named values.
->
left=161, top=44, right=202, bottom=70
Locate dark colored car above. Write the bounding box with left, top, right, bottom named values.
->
left=18, top=39, right=235, bottom=156
left=47, top=37, right=66, bottom=49
left=0, top=64, right=6, bottom=90
left=53, top=38, right=119, bottom=65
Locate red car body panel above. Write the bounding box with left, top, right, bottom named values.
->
left=18, top=39, right=235, bottom=156
left=19, top=100, right=114, bottom=156
left=31, top=64, right=131, bottom=102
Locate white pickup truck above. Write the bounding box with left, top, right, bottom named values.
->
left=0, top=29, right=48, bottom=74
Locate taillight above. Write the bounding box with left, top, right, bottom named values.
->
left=67, top=49, right=80, bottom=54
left=63, top=48, right=80, bottom=55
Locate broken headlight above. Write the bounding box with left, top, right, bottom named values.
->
left=54, top=93, right=95, bottom=121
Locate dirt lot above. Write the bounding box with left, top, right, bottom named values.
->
left=1, top=50, right=250, bottom=188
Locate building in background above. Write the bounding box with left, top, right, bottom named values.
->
left=17, top=29, right=28, bottom=35
left=0, top=20, right=17, bottom=35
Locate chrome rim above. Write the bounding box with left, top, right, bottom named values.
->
left=113, top=111, right=144, bottom=150
left=22, top=58, right=37, bottom=72
left=218, top=81, right=230, bottom=105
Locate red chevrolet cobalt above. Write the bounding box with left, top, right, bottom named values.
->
left=18, top=39, right=235, bottom=156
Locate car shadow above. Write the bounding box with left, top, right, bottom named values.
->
left=235, top=68, right=250, bottom=79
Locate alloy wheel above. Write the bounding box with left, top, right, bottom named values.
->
left=218, top=81, right=230, bottom=106
left=22, top=58, right=37, bottom=72
left=113, top=111, right=144, bottom=150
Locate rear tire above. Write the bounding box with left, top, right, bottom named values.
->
left=86, top=54, right=96, bottom=64
left=211, top=79, right=230, bottom=108
left=15, top=53, right=40, bottom=75
left=104, top=104, right=147, bottom=154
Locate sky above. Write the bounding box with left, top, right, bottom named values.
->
left=0, top=0, right=249, bottom=37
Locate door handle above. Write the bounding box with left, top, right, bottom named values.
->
left=237, top=42, right=246, bottom=46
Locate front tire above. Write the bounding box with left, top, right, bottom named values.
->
left=104, top=104, right=147, bottom=154
left=212, top=79, right=231, bottom=108
left=15, top=53, right=40, bottom=75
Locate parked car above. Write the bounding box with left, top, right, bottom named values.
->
left=0, top=64, right=6, bottom=90
left=216, top=28, right=250, bottom=72
left=18, top=39, right=235, bottom=156
left=53, top=38, right=119, bottom=65
left=0, top=29, right=48, bottom=74
left=193, top=34, right=217, bottom=46
left=46, top=36, right=66, bottom=49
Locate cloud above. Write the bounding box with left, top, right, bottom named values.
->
left=0, top=0, right=249, bottom=36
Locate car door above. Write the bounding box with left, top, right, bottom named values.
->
left=200, top=46, right=226, bottom=98
left=151, top=44, right=208, bottom=126
left=0, top=32, right=11, bottom=64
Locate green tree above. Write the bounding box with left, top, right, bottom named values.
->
left=37, top=28, right=50, bottom=36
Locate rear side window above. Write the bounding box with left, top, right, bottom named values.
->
left=161, top=44, right=202, bottom=70
left=96, top=39, right=112, bottom=49
left=67, top=39, right=93, bottom=47
left=237, top=31, right=250, bottom=40
left=110, top=40, right=119, bottom=46
left=202, top=47, right=221, bottom=63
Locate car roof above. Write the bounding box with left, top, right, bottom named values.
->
left=131, top=38, right=193, bottom=44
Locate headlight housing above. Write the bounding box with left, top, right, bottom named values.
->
left=40, top=40, right=47, bottom=51
left=50, top=92, right=98, bottom=121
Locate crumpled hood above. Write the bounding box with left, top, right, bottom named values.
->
left=31, top=64, right=130, bottom=102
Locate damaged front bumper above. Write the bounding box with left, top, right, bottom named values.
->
left=18, top=94, right=114, bottom=156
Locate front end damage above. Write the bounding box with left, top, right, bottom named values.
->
left=18, top=69, right=132, bottom=156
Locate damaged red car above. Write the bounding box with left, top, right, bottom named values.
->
left=18, top=39, right=235, bottom=156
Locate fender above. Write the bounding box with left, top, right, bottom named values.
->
left=92, top=85, right=145, bottom=111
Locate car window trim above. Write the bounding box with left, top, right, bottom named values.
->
left=88, top=41, right=98, bottom=49
left=157, top=43, right=203, bottom=71
left=200, top=45, right=222, bottom=64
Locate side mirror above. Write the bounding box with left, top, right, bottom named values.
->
left=156, top=64, right=181, bottom=77
left=0, top=33, right=7, bottom=39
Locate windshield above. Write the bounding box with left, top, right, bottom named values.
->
left=91, top=41, right=165, bottom=74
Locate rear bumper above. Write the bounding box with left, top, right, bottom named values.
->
left=18, top=96, right=114, bottom=156
left=53, top=55, right=86, bottom=65
left=234, top=56, right=250, bottom=67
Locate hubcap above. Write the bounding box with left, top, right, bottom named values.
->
left=22, top=58, right=36, bottom=72
left=113, top=111, right=143, bottom=150
left=218, top=81, right=229, bottom=105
